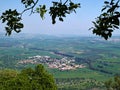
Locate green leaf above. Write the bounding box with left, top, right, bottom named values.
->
left=115, top=11, right=120, bottom=14
left=108, top=32, right=112, bottom=37
left=39, top=5, right=47, bottom=20
left=113, top=18, right=119, bottom=25
left=101, top=7, right=106, bottom=12
left=104, top=1, right=109, bottom=4
left=113, top=25, right=119, bottom=29
left=36, top=8, right=40, bottom=13
left=59, top=17, right=63, bottom=21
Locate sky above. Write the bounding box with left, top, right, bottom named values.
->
left=0, top=0, right=120, bottom=36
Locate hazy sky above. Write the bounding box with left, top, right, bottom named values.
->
left=0, top=0, right=119, bottom=36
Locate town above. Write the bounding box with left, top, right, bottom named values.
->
left=17, top=55, right=86, bottom=71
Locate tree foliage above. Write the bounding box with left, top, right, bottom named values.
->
left=0, top=64, right=57, bottom=90
left=0, top=0, right=120, bottom=39
left=105, top=76, right=120, bottom=90
left=0, top=9, right=23, bottom=36
left=90, top=0, right=120, bottom=40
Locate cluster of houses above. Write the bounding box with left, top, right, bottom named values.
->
left=18, top=55, right=86, bottom=71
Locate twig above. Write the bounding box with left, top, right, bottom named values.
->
left=64, top=0, right=69, bottom=5
left=60, top=0, right=62, bottom=3
left=20, top=0, right=39, bottom=16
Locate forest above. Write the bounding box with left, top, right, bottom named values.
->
left=0, top=34, right=120, bottom=89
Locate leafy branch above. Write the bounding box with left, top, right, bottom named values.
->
left=0, top=9, right=23, bottom=35
left=21, top=0, right=39, bottom=15
left=0, top=0, right=80, bottom=35
left=91, top=0, right=120, bottom=40
left=49, top=1, right=80, bottom=24
left=1, top=0, right=120, bottom=39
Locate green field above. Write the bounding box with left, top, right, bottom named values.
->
left=0, top=34, right=120, bottom=89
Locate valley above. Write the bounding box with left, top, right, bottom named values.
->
left=0, top=34, right=120, bottom=89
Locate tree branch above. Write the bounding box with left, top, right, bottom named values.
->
left=20, top=0, right=39, bottom=16
left=60, top=0, right=62, bottom=3
left=101, top=13, right=120, bottom=20
left=64, top=0, right=69, bottom=5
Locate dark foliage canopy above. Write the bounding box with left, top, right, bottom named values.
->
left=105, top=76, right=120, bottom=90
left=0, top=64, right=57, bottom=90
left=90, top=0, right=120, bottom=40
left=0, top=0, right=120, bottom=40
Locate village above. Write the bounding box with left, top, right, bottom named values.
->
left=17, top=55, right=86, bottom=71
